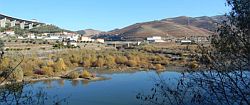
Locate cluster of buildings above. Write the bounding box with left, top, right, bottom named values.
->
left=0, top=30, right=15, bottom=36
left=146, top=36, right=166, bottom=43
left=146, top=36, right=210, bottom=44
left=17, top=33, right=105, bottom=44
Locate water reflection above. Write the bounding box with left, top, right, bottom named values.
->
left=0, top=71, right=183, bottom=105
left=0, top=82, right=69, bottom=105
left=57, top=79, right=65, bottom=86
left=137, top=71, right=250, bottom=105
left=43, top=79, right=53, bottom=88
left=71, top=80, right=79, bottom=87
left=81, top=80, right=89, bottom=86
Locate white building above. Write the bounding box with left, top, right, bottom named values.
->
left=17, top=36, right=25, bottom=39
left=63, top=41, right=77, bottom=46
left=96, top=38, right=105, bottom=43
left=4, top=30, right=15, bottom=35
left=63, top=31, right=76, bottom=36
left=66, top=35, right=79, bottom=42
left=147, top=36, right=165, bottom=43
left=27, top=34, right=36, bottom=39
left=180, top=40, right=192, bottom=44
left=68, top=41, right=78, bottom=46
left=79, top=36, right=94, bottom=42
left=44, top=35, right=62, bottom=40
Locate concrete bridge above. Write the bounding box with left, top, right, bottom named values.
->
left=0, top=14, right=44, bottom=29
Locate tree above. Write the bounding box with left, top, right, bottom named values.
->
left=9, top=68, right=23, bottom=81
left=210, top=0, right=250, bottom=70
left=0, top=28, right=5, bottom=32
left=0, top=53, right=24, bottom=85
left=137, top=0, right=250, bottom=105
left=0, top=39, right=4, bottom=51
left=0, top=82, right=70, bottom=105
left=13, top=26, right=26, bottom=36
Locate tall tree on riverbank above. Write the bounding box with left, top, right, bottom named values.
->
left=210, top=0, right=250, bottom=70
left=137, top=0, right=250, bottom=105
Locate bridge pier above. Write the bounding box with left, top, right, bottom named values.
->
left=11, top=20, right=16, bottom=27
left=29, top=23, right=33, bottom=29
left=20, top=22, right=25, bottom=29
left=0, top=18, right=7, bottom=28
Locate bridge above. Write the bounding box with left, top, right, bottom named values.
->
left=0, top=13, right=44, bottom=29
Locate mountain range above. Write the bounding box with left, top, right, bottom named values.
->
left=84, top=15, right=225, bottom=41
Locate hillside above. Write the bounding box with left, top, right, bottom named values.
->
left=76, top=29, right=103, bottom=37
left=96, top=15, right=225, bottom=41
left=30, top=24, right=73, bottom=33
left=165, top=15, right=225, bottom=32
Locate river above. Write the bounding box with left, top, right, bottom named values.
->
left=21, top=71, right=182, bottom=105
left=1, top=70, right=249, bottom=105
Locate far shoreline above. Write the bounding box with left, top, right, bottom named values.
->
left=0, top=75, right=107, bottom=87
left=0, top=66, right=189, bottom=87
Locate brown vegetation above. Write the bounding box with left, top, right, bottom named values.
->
left=0, top=45, right=197, bottom=80
left=155, top=64, right=165, bottom=70
left=67, top=71, right=80, bottom=79
left=80, top=70, right=91, bottom=79
left=41, top=66, right=54, bottom=76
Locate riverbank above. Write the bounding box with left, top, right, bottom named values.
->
left=0, top=65, right=189, bottom=86
left=0, top=75, right=107, bottom=87
left=0, top=45, right=200, bottom=86
left=86, top=65, right=189, bottom=74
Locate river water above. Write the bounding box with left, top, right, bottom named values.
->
left=24, top=71, right=182, bottom=105
left=1, top=70, right=249, bottom=105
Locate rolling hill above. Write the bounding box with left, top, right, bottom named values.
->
left=76, top=29, right=103, bottom=37
left=96, top=15, right=225, bottom=41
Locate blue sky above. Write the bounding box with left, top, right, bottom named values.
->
left=0, top=0, right=229, bottom=31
